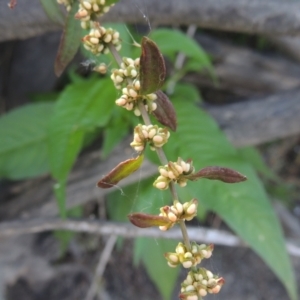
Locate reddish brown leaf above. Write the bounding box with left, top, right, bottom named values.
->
left=187, top=166, right=247, bottom=183
left=139, top=37, right=166, bottom=95
left=54, top=1, right=81, bottom=76
left=128, top=212, right=172, bottom=228
left=8, top=0, right=17, bottom=9
left=152, top=90, right=177, bottom=131
left=97, top=155, right=144, bottom=188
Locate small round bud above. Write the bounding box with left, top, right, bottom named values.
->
left=199, top=289, right=207, bottom=297
left=134, top=145, right=144, bottom=152
left=168, top=171, right=176, bottom=179
left=93, top=3, right=100, bottom=11
left=210, top=285, right=221, bottom=294
left=151, top=102, right=157, bottom=111
left=90, top=37, right=99, bottom=44
left=133, top=108, right=141, bottom=116
left=104, top=34, right=112, bottom=43
left=115, top=97, right=126, bottom=106
left=182, top=261, right=193, bottom=268
left=148, top=128, right=157, bottom=139
left=169, top=254, right=179, bottom=263
left=186, top=203, right=197, bottom=215
left=159, top=225, right=168, bottom=231
left=155, top=181, right=168, bottom=190
left=175, top=164, right=183, bottom=174
left=206, top=270, right=213, bottom=279
left=202, top=279, right=208, bottom=286
left=176, top=243, right=185, bottom=254
left=168, top=212, right=177, bottom=222
left=185, top=285, right=196, bottom=292
left=83, top=1, right=92, bottom=10
left=129, top=89, right=137, bottom=98
left=153, top=135, right=164, bottom=144
left=174, top=201, right=183, bottom=214
left=159, top=168, right=169, bottom=178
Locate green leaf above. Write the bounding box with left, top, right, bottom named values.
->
left=54, top=183, right=67, bottom=218
left=0, top=102, right=54, bottom=179
left=48, top=76, right=116, bottom=211
left=238, top=146, right=277, bottom=180
left=102, top=110, right=130, bottom=158
left=39, top=0, right=64, bottom=25
left=97, top=155, right=144, bottom=188
left=149, top=28, right=213, bottom=73
left=55, top=1, right=82, bottom=76
left=170, top=94, right=297, bottom=300
left=134, top=238, right=180, bottom=300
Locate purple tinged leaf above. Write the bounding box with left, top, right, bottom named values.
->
left=152, top=90, right=177, bottom=131
left=128, top=212, right=172, bottom=228
left=140, top=36, right=166, bottom=95
left=54, top=1, right=81, bottom=77
left=188, top=166, right=247, bottom=183
left=97, top=155, right=144, bottom=188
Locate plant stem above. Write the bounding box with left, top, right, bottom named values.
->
left=179, top=220, right=191, bottom=250
left=108, top=43, right=123, bottom=66
left=108, top=42, right=191, bottom=250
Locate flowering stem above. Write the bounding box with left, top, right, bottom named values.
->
left=108, top=42, right=191, bottom=250
left=108, top=43, right=122, bottom=66
left=179, top=220, right=191, bottom=250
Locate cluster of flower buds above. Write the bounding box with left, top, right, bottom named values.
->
left=112, top=57, right=158, bottom=115
left=75, top=0, right=115, bottom=28
left=153, top=157, right=194, bottom=190
left=57, top=0, right=72, bottom=11
left=111, top=57, right=140, bottom=90
left=158, top=199, right=198, bottom=231
left=165, top=242, right=213, bottom=269
left=180, top=268, right=225, bottom=299
left=116, top=91, right=157, bottom=115
left=130, top=124, right=170, bottom=152
left=82, top=24, right=121, bottom=56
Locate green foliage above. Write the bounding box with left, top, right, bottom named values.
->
left=0, top=103, right=54, bottom=179
left=107, top=80, right=297, bottom=300
left=149, top=28, right=214, bottom=80
left=238, top=146, right=277, bottom=180
left=101, top=109, right=131, bottom=158
left=48, top=76, right=116, bottom=216
left=164, top=84, right=296, bottom=300
left=0, top=20, right=296, bottom=300
left=134, top=238, right=179, bottom=300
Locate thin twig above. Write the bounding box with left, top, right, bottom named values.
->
left=84, top=235, right=118, bottom=300
left=0, top=218, right=300, bottom=256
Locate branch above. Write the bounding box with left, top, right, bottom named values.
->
left=0, top=217, right=243, bottom=245
left=0, top=217, right=299, bottom=256
left=3, top=0, right=300, bottom=42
